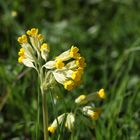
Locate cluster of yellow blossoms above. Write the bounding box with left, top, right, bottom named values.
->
left=75, top=88, right=106, bottom=120
left=17, top=28, right=86, bottom=91
left=48, top=89, right=106, bottom=134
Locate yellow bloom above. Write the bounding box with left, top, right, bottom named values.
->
left=82, top=106, right=100, bottom=120
left=77, top=67, right=84, bottom=74
left=18, top=48, right=25, bottom=56
left=75, top=94, right=86, bottom=104
left=69, top=46, right=79, bottom=58
left=73, top=53, right=81, bottom=59
left=78, top=95, right=86, bottom=100
left=48, top=126, right=56, bottom=134
left=37, top=34, right=43, bottom=41
left=71, top=70, right=82, bottom=82
left=17, top=35, right=27, bottom=44
left=40, top=43, right=49, bottom=51
left=55, top=58, right=64, bottom=69
left=18, top=48, right=25, bottom=63
left=88, top=111, right=99, bottom=120
left=76, top=57, right=86, bottom=68
left=48, top=113, right=66, bottom=134
left=98, top=88, right=106, bottom=99
left=64, top=80, right=75, bottom=91
left=18, top=56, right=25, bottom=63
left=26, top=28, right=38, bottom=36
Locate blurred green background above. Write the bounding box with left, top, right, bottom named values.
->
left=0, top=0, right=140, bottom=140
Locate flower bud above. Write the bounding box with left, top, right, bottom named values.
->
left=48, top=113, right=66, bottom=134
left=75, top=94, right=87, bottom=104
left=82, top=106, right=99, bottom=120
left=97, top=88, right=106, bottom=99
left=65, top=113, right=75, bottom=131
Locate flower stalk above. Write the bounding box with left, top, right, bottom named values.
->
left=41, top=87, right=48, bottom=140
left=40, top=67, right=48, bottom=140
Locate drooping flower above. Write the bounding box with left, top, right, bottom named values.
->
left=17, top=41, right=35, bottom=68
left=75, top=94, right=86, bottom=104
left=40, top=43, right=50, bottom=61
left=97, top=88, right=106, bottom=99
left=75, top=88, right=106, bottom=105
left=82, top=106, right=99, bottom=120
left=48, top=113, right=66, bottom=134
left=65, top=113, right=75, bottom=131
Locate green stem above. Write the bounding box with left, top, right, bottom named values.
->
left=36, top=85, right=40, bottom=140
left=41, top=87, right=48, bottom=140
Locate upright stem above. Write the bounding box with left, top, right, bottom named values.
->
left=41, top=87, right=48, bottom=140
left=38, top=65, right=49, bottom=140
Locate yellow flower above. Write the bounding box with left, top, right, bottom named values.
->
left=71, top=70, right=82, bottom=82
left=69, top=46, right=79, bottom=58
left=48, top=126, right=56, bottom=134
left=40, top=43, right=49, bottom=51
left=88, top=111, right=99, bottom=120
left=26, top=28, right=38, bottom=36
left=55, top=58, right=64, bottom=69
left=75, top=94, right=86, bottom=104
left=82, top=106, right=100, bottom=120
left=18, top=56, right=25, bottom=63
left=64, top=80, right=75, bottom=91
left=98, top=88, right=106, bottom=99
left=76, top=57, right=86, bottom=68
left=18, top=48, right=25, bottom=63
left=37, top=34, right=43, bottom=41
left=48, top=113, right=66, bottom=134
left=43, top=43, right=85, bottom=90
left=18, top=48, right=25, bottom=56
left=77, top=67, right=84, bottom=73
left=17, top=35, right=27, bottom=44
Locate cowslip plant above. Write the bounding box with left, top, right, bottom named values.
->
left=17, top=28, right=86, bottom=140
left=48, top=88, right=106, bottom=135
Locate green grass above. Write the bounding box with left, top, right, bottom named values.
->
left=0, top=0, right=140, bottom=140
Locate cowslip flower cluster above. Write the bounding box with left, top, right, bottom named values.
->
left=17, top=28, right=86, bottom=91
left=44, top=46, right=86, bottom=91
left=48, top=89, right=106, bottom=134
left=75, top=88, right=106, bottom=120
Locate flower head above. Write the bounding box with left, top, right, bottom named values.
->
left=40, top=43, right=49, bottom=51
left=17, top=28, right=86, bottom=91
left=82, top=106, right=99, bottom=120
left=48, top=126, right=56, bottom=134
left=55, top=58, right=65, bottom=69
left=18, top=48, right=25, bottom=63
left=44, top=45, right=86, bottom=90
left=48, top=113, right=66, bottom=134
left=75, top=94, right=86, bottom=104
left=40, top=43, right=50, bottom=61
left=98, top=88, right=106, bottom=99
left=64, top=80, right=75, bottom=91
left=27, top=28, right=38, bottom=36
left=17, top=35, right=27, bottom=44
left=69, top=46, right=79, bottom=58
